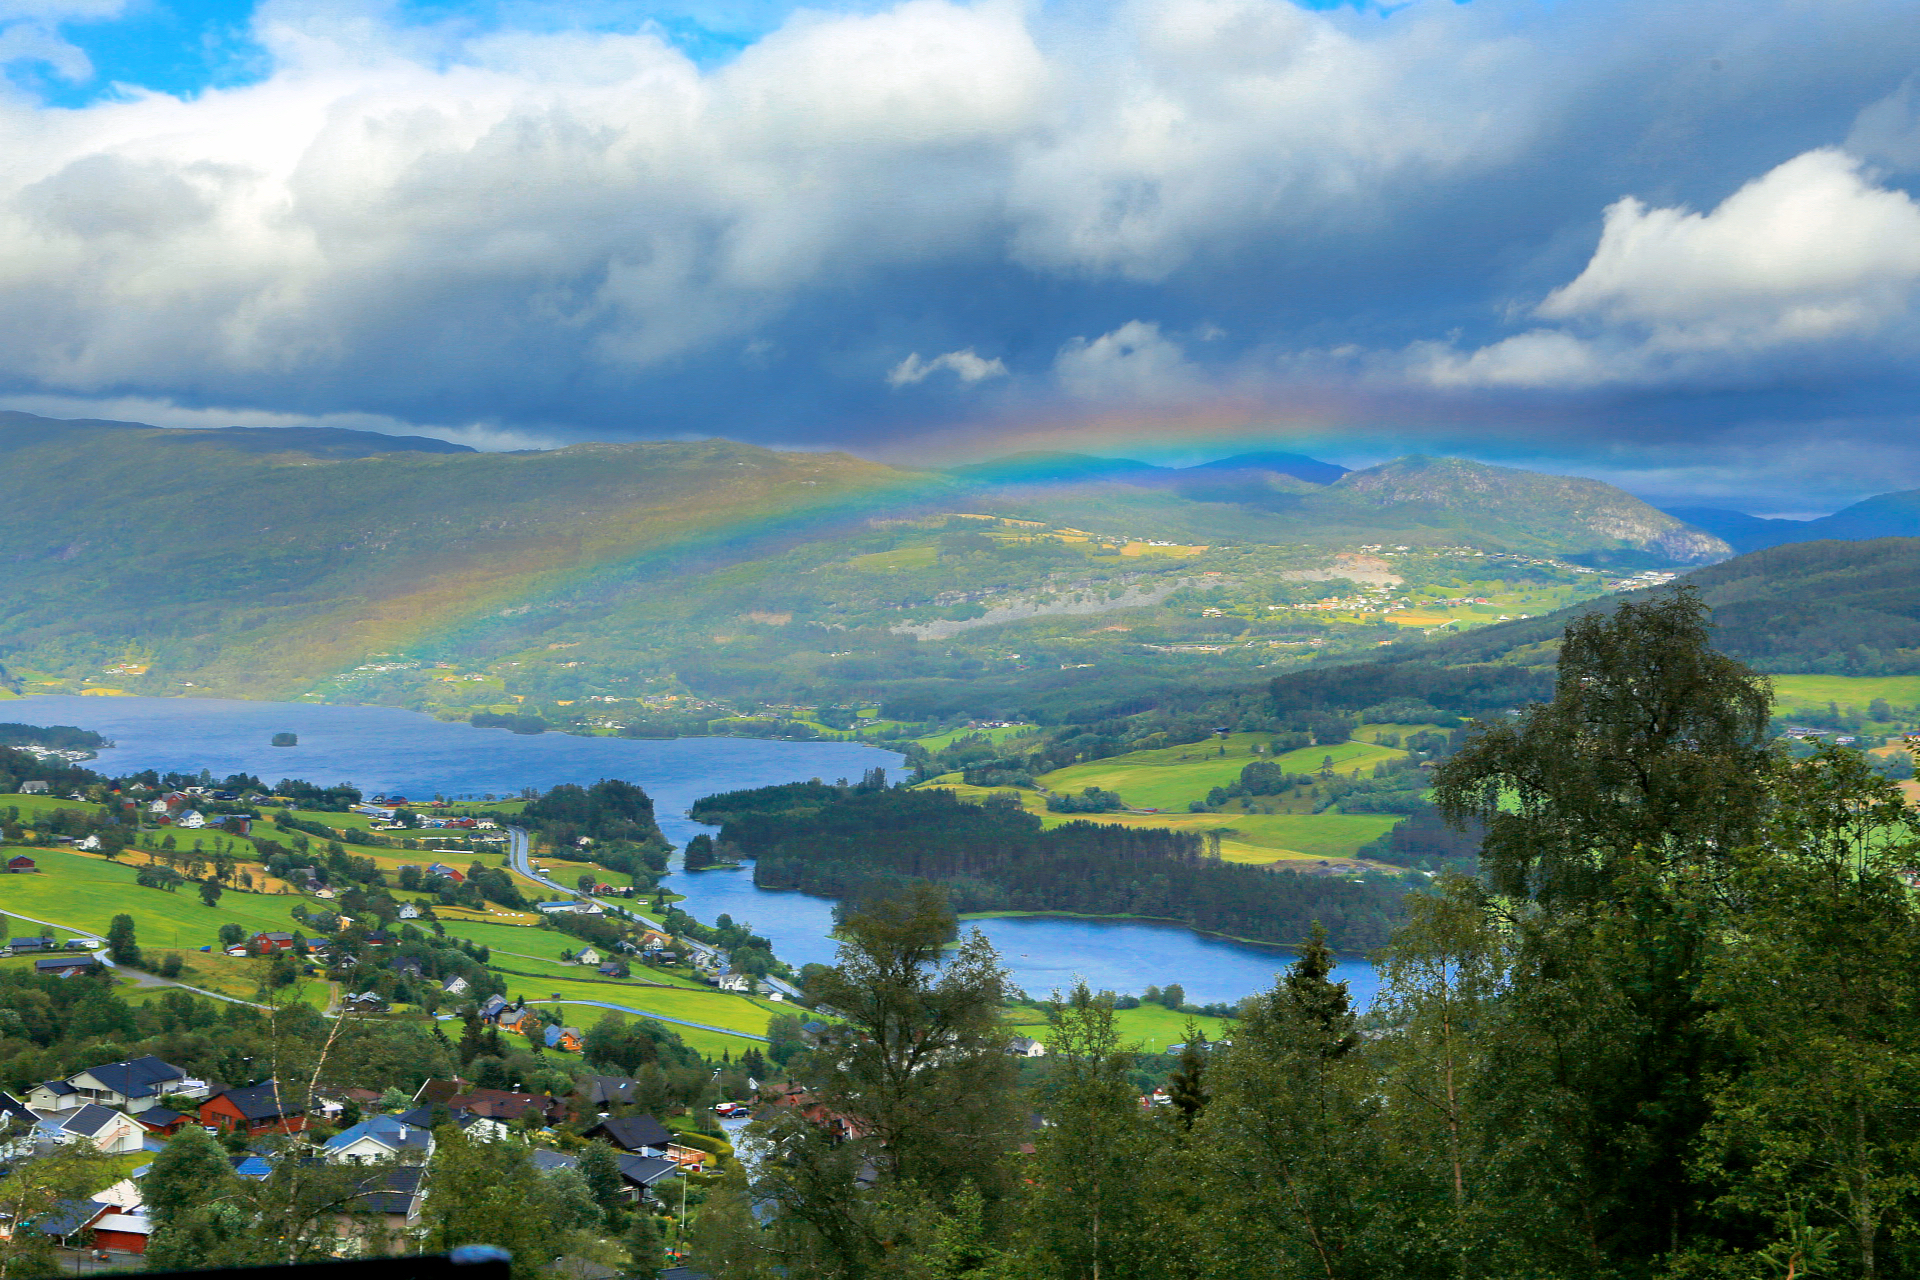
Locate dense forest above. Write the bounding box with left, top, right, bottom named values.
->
left=706, top=783, right=1414, bottom=950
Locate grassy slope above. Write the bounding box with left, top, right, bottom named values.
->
left=1036, top=733, right=1405, bottom=812
left=1, top=845, right=305, bottom=946
left=1001, top=1000, right=1234, bottom=1054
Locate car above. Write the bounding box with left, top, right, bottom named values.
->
left=713, top=1102, right=749, bottom=1117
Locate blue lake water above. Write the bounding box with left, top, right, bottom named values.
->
left=8, top=695, right=1380, bottom=1008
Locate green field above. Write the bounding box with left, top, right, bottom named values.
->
left=1036, top=733, right=1406, bottom=813
left=1, top=845, right=305, bottom=948
left=911, top=723, right=1042, bottom=752
left=1771, top=674, right=1920, bottom=716
left=0, top=795, right=108, bottom=821
left=1002, top=1000, right=1235, bottom=1055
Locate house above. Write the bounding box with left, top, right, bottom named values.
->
left=7, top=936, right=50, bottom=955
left=395, top=1104, right=513, bottom=1142
left=575, top=947, right=602, bottom=967
left=596, top=963, right=621, bottom=977
left=637, top=930, right=673, bottom=951
left=42, top=1055, right=206, bottom=1114
left=544, top=1025, right=584, bottom=1053
left=5, top=854, right=35, bottom=873
left=31, top=1103, right=148, bottom=1154
left=135, top=1107, right=191, bottom=1136
left=426, top=863, right=465, bottom=883
left=495, top=1006, right=534, bottom=1033
left=613, top=1152, right=679, bottom=1202
left=90, top=1209, right=153, bottom=1255
left=76, top=835, right=102, bottom=851
left=0, top=1092, right=39, bottom=1159
left=582, top=1114, right=673, bottom=1156
left=392, top=957, right=425, bottom=979
left=322, top=1115, right=434, bottom=1165
left=579, top=1074, right=639, bottom=1108
left=252, top=932, right=296, bottom=953
left=759, top=976, right=805, bottom=1002
left=335, top=1166, right=427, bottom=1253
left=344, top=991, right=389, bottom=1012
left=1007, top=1036, right=1049, bottom=1059
left=200, top=1081, right=308, bottom=1135
left=715, top=973, right=750, bottom=993
left=529, top=1148, right=578, bottom=1174
left=477, top=994, right=508, bottom=1020
left=178, top=810, right=207, bottom=829
left=397, top=904, right=420, bottom=921
left=442, top=974, right=469, bottom=996
left=34, top=955, right=98, bottom=978
left=20, top=780, right=48, bottom=794
left=436, top=1085, right=568, bottom=1125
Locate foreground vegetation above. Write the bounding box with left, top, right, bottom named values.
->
left=689, top=589, right=1920, bottom=1280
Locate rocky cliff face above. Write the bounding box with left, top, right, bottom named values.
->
left=1332, top=457, right=1732, bottom=564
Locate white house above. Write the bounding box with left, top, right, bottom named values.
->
left=322, top=1115, right=434, bottom=1165
left=575, top=947, right=603, bottom=967
left=442, top=974, right=469, bottom=996
left=397, top=904, right=420, bottom=920
left=32, top=1103, right=147, bottom=1154
left=177, top=810, right=207, bottom=829
left=1007, top=1036, right=1049, bottom=1058
left=716, top=973, right=750, bottom=993
left=32, top=1056, right=205, bottom=1115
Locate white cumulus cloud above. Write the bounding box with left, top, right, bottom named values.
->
left=1422, top=148, right=1920, bottom=388
left=1054, top=320, right=1198, bottom=400
left=886, top=348, right=1008, bottom=387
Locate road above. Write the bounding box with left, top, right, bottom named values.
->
left=506, top=826, right=652, bottom=928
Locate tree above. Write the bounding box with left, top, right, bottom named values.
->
left=105, top=912, right=139, bottom=965
left=144, top=1123, right=253, bottom=1269
left=1020, top=983, right=1163, bottom=1279
left=578, top=1141, right=628, bottom=1231
left=423, top=1126, right=575, bottom=1279
left=1166, top=1024, right=1210, bottom=1132
left=200, top=879, right=223, bottom=908
left=1434, top=588, right=1773, bottom=906
left=1196, top=925, right=1382, bottom=1280
left=1687, top=746, right=1920, bottom=1280
left=0, top=1140, right=103, bottom=1280
left=1159, top=982, right=1185, bottom=1010
left=747, top=885, right=1021, bottom=1279
left=218, top=922, right=246, bottom=948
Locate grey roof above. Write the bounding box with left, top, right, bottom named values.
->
left=34, top=1200, right=109, bottom=1238
left=35, top=1079, right=76, bottom=1097
left=138, top=1107, right=186, bottom=1128
left=614, top=1153, right=678, bottom=1187
left=349, top=1165, right=426, bottom=1215
left=582, top=1074, right=638, bottom=1106
left=397, top=1105, right=484, bottom=1132
left=34, top=956, right=96, bottom=973
left=529, top=1148, right=578, bottom=1173
left=0, top=1092, right=33, bottom=1125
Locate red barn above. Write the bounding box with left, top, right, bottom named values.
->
left=251, top=932, right=296, bottom=953
left=6, top=855, right=36, bottom=873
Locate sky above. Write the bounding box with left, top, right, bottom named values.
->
left=1, top=0, right=1919, bottom=514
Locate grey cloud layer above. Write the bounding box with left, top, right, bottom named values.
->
left=1, top=0, right=1918, bottom=505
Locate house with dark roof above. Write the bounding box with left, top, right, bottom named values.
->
left=395, top=1105, right=513, bottom=1143
left=614, top=1152, right=680, bottom=1202
left=7, top=936, right=50, bottom=955
left=582, top=1114, right=672, bottom=1156
left=33, top=955, right=97, bottom=978
left=437, top=1085, right=569, bottom=1125
left=529, top=1148, right=578, bottom=1174
left=61, top=1055, right=206, bottom=1113
left=251, top=932, right=296, bottom=953
left=6, top=854, right=36, bottom=873
left=135, top=1106, right=191, bottom=1136
left=338, top=1165, right=426, bottom=1248
left=478, top=994, right=508, bottom=1020
left=544, top=1025, right=584, bottom=1053
left=579, top=1074, right=639, bottom=1107
left=30, top=1103, right=146, bottom=1154
left=200, top=1081, right=308, bottom=1136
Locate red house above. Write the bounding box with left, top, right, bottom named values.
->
left=251, top=932, right=296, bottom=953
left=6, top=855, right=36, bottom=873
left=199, top=1081, right=308, bottom=1136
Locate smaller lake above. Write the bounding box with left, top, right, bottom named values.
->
left=9, top=695, right=1381, bottom=1009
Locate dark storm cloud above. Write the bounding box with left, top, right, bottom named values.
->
left=2, top=0, right=1919, bottom=510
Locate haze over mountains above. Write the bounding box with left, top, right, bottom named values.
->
left=2, top=410, right=1917, bottom=711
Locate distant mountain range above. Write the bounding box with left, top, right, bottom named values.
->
left=0, top=410, right=1861, bottom=710
left=1663, top=490, right=1920, bottom=554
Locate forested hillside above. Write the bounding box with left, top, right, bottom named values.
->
left=701, top=780, right=1412, bottom=949
left=1415, top=537, right=1920, bottom=674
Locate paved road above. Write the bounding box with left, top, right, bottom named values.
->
left=505, top=826, right=653, bottom=929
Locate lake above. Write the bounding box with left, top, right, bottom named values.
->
left=7, top=695, right=1380, bottom=1007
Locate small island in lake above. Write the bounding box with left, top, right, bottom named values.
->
left=271, top=731, right=298, bottom=746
